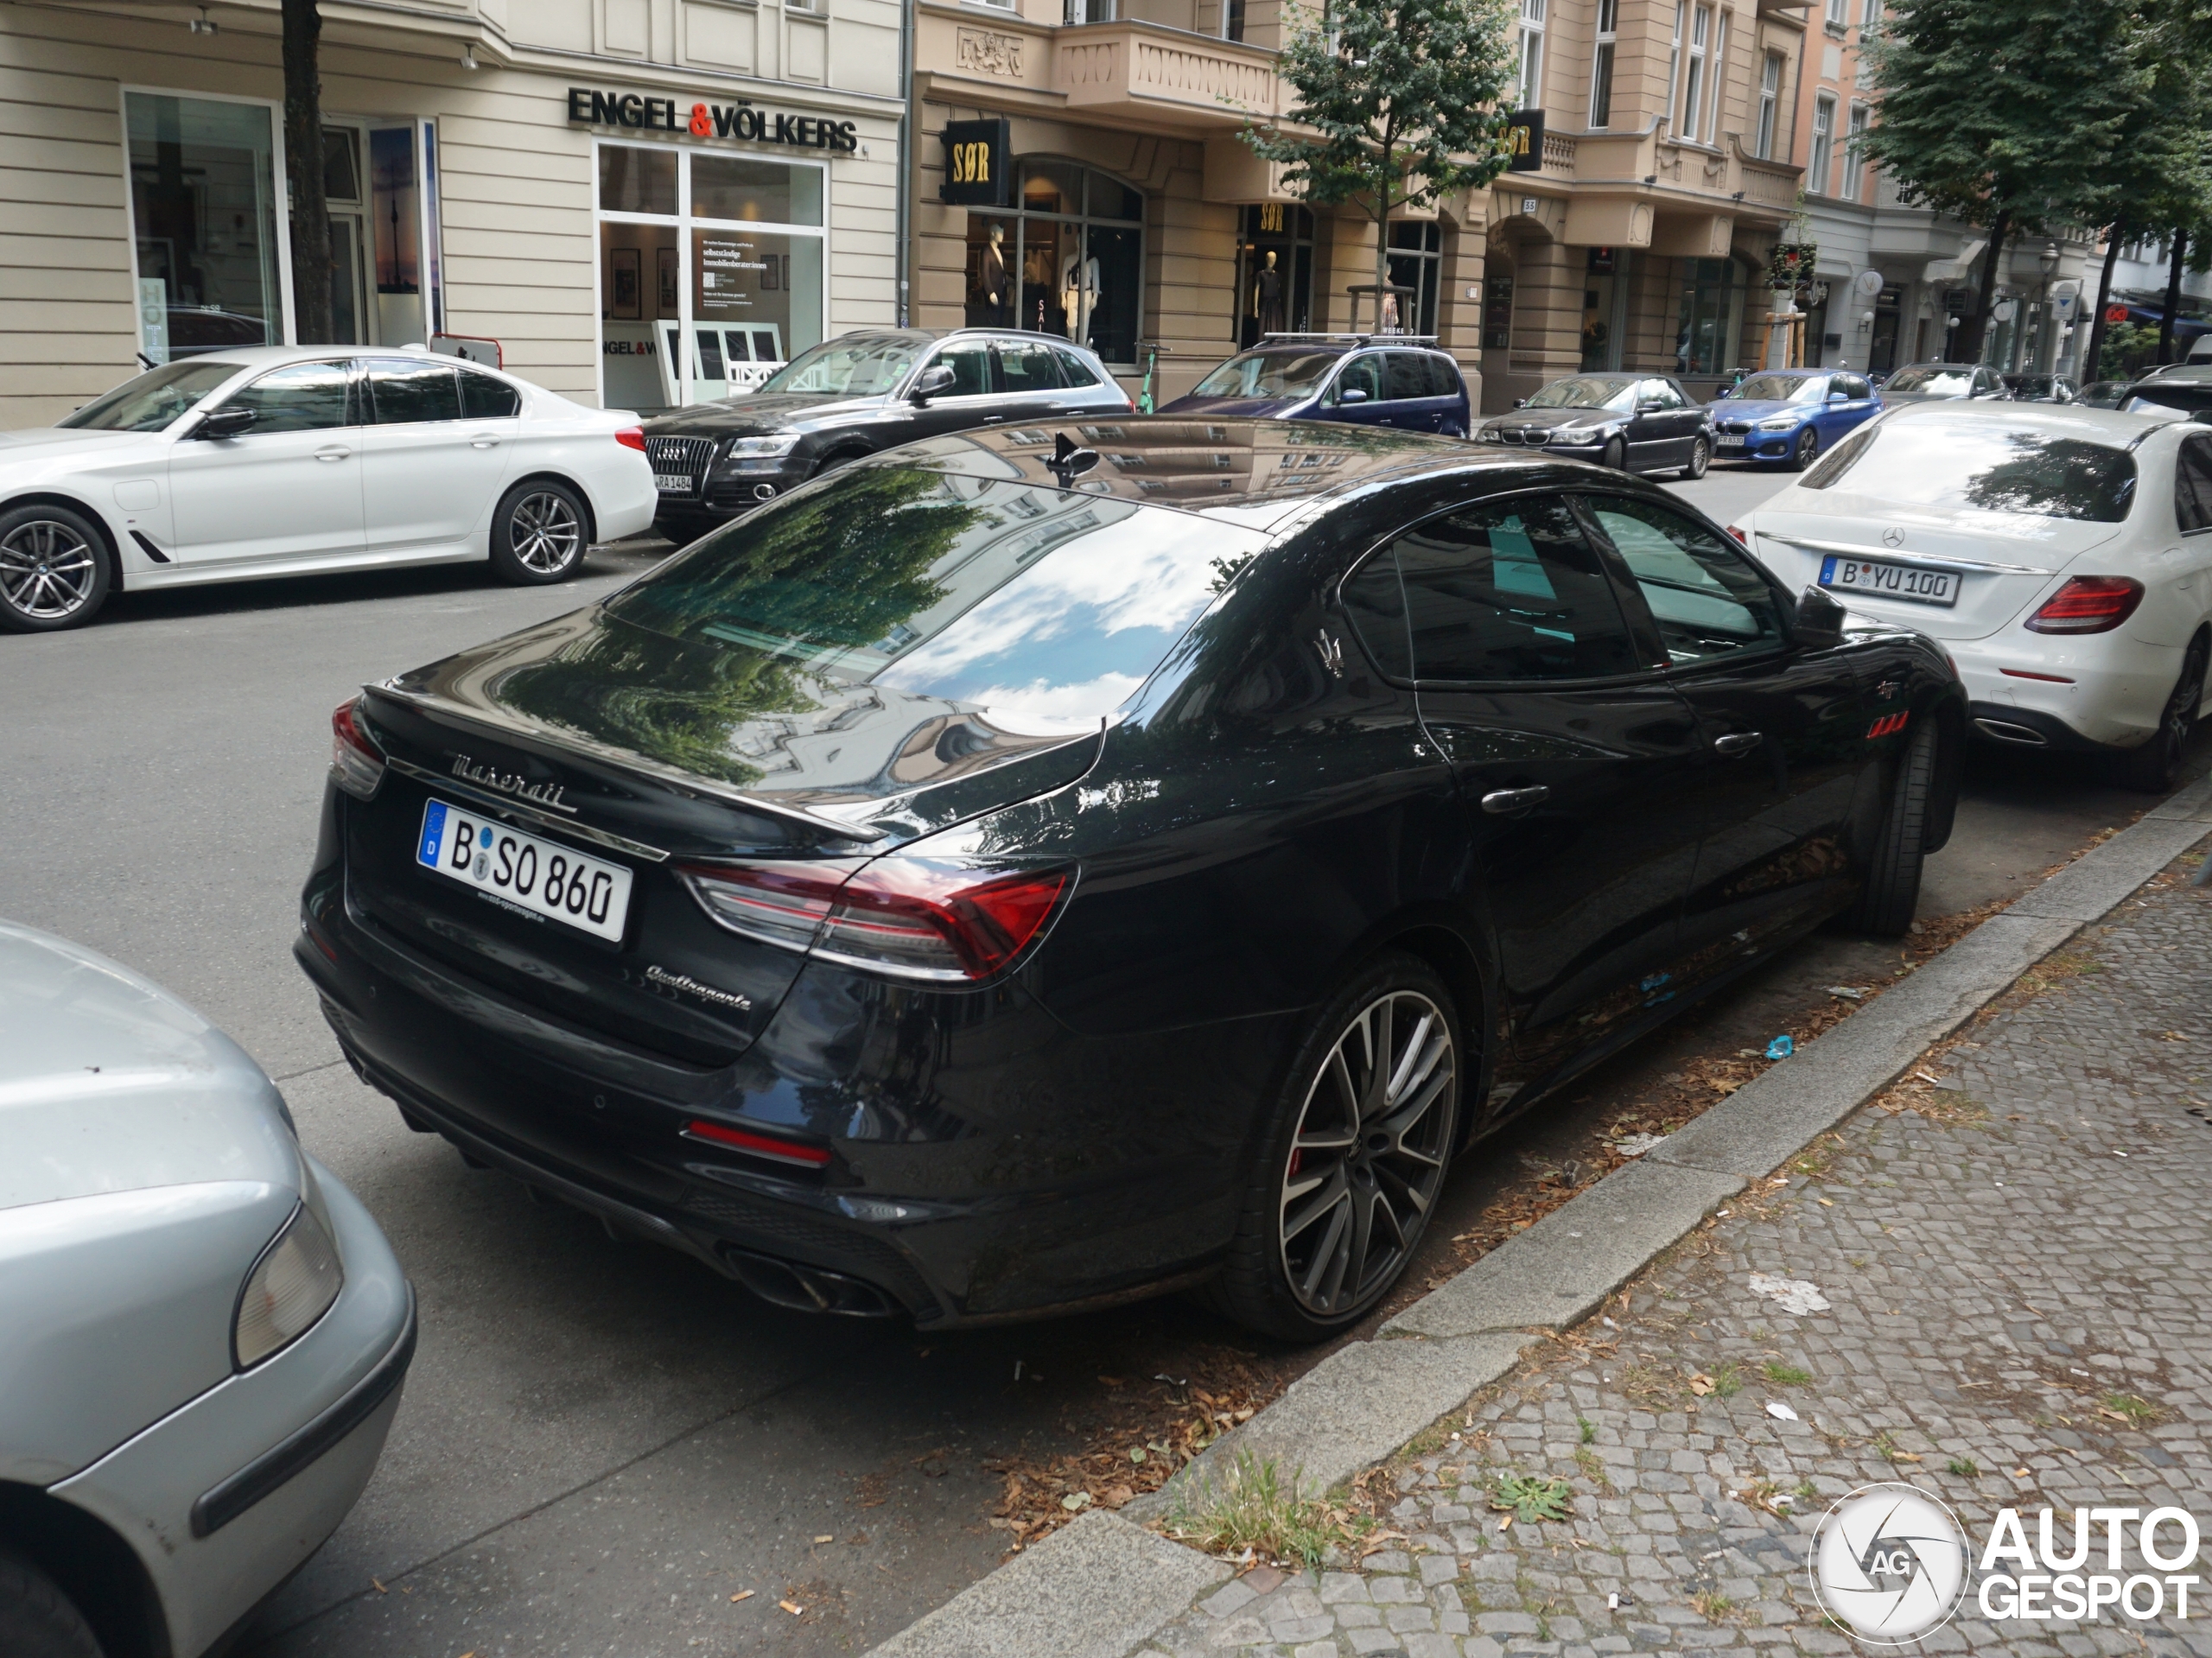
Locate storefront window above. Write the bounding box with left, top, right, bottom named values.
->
left=963, top=162, right=1144, bottom=366
left=1385, top=221, right=1442, bottom=336
left=126, top=92, right=285, bottom=362
left=1236, top=204, right=1313, bottom=346
left=1581, top=246, right=1628, bottom=370
left=1675, top=257, right=1743, bottom=376
left=597, top=142, right=828, bottom=412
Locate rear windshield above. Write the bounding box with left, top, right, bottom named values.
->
left=1885, top=367, right=1974, bottom=396
left=607, top=464, right=1258, bottom=725
left=2120, top=379, right=2212, bottom=416
left=1192, top=349, right=1340, bottom=399
left=1801, top=422, right=2138, bottom=522
left=1732, top=375, right=1823, bottom=403
left=57, top=360, right=239, bottom=431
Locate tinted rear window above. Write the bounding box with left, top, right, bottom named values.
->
left=2121, top=378, right=2212, bottom=416
left=1801, top=422, right=2139, bottom=522
left=607, top=465, right=1259, bottom=725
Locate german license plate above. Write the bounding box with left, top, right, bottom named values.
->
left=415, top=798, right=632, bottom=942
left=1715, top=434, right=1745, bottom=448
left=654, top=473, right=694, bottom=492
left=1819, top=555, right=1959, bottom=607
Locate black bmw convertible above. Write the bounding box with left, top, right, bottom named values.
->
left=298, top=419, right=1963, bottom=1339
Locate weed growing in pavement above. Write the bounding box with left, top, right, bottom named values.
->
left=1578, top=1415, right=1597, bottom=1444
left=2100, top=1393, right=2162, bottom=1425
left=1618, top=1362, right=1679, bottom=1408
left=1573, top=1446, right=1611, bottom=1490
left=1691, top=1590, right=1739, bottom=1623
left=1794, top=1477, right=1820, bottom=1502
left=1947, top=1457, right=1981, bottom=1477
left=1162, top=1450, right=1355, bottom=1570
left=1490, top=1473, right=1573, bottom=1524
left=1763, top=1362, right=1813, bottom=1386
left=1710, top=1362, right=1744, bottom=1398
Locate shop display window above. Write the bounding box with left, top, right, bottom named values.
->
left=126, top=92, right=283, bottom=362
left=1235, top=203, right=1313, bottom=347
left=965, top=162, right=1144, bottom=367
left=1675, top=257, right=1745, bottom=377
left=1385, top=220, right=1443, bottom=337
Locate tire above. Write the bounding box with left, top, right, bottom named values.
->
left=1211, top=951, right=1462, bottom=1342
left=488, top=480, right=590, bottom=585
left=1601, top=436, right=1628, bottom=473
left=0, top=503, right=111, bottom=632
left=0, top=1547, right=104, bottom=1658
left=1789, top=427, right=1820, bottom=471
left=1681, top=435, right=1711, bottom=480
left=1847, top=719, right=1936, bottom=937
left=2118, top=637, right=2207, bottom=794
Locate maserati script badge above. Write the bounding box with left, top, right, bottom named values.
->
left=645, top=964, right=753, bottom=1013
left=449, top=754, right=575, bottom=813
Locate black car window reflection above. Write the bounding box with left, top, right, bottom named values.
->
left=1798, top=422, right=2138, bottom=523
left=221, top=359, right=354, bottom=433
left=929, top=342, right=994, bottom=397
left=1586, top=498, right=1782, bottom=665
left=1389, top=499, right=1638, bottom=682
left=1333, top=354, right=1384, bottom=403
left=603, top=465, right=1253, bottom=728
left=1340, top=552, right=1412, bottom=678
left=365, top=359, right=461, bottom=424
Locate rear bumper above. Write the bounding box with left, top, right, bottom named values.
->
left=296, top=899, right=1271, bottom=1326
left=1955, top=636, right=2183, bottom=749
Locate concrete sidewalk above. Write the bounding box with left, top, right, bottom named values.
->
left=869, top=782, right=2212, bottom=1658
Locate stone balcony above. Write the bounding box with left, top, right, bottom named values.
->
left=1502, top=121, right=1801, bottom=257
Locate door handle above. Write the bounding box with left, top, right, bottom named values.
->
left=470, top=434, right=500, bottom=448
left=314, top=446, right=351, bottom=461
left=1713, top=731, right=1764, bottom=757
left=982, top=415, right=1007, bottom=423
left=1481, top=785, right=1551, bottom=815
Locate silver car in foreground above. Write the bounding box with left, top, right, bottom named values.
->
left=0, top=923, right=413, bottom=1658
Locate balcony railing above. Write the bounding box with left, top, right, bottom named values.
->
left=1053, top=22, right=1281, bottom=124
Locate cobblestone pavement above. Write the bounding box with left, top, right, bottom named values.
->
left=1132, top=857, right=2212, bottom=1657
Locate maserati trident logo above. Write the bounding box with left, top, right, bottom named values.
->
left=1881, top=527, right=1906, bottom=548
left=450, top=754, right=575, bottom=813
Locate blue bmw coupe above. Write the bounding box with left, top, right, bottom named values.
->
left=1707, top=369, right=1882, bottom=469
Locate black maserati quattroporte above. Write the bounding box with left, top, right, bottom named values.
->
left=298, top=419, right=1963, bottom=1339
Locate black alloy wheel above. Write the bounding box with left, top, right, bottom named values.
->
left=489, top=480, right=588, bottom=585
left=1601, top=435, right=1628, bottom=472
left=2120, top=638, right=2208, bottom=794
left=0, top=504, right=110, bottom=633
left=1213, top=952, right=1461, bottom=1340
left=1681, top=435, right=1711, bottom=480
left=1789, top=427, right=1821, bottom=471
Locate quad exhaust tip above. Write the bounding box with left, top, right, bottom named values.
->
left=721, top=1246, right=899, bottom=1318
left=1973, top=717, right=2048, bottom=746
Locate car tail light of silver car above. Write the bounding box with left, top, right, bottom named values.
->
left=234, top=1202, right=345, bottom=1369
left=677, top=858, right=1074, bottom=983
left=2024, top=575, right=2145, bottom=634
left=329, top=696, right=386, bottom=799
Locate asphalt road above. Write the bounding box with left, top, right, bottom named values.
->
left=1, top=461, right=2202, bottom=1657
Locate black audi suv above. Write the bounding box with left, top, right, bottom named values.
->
left=298, top=419, right=1963, bottom=1339
left=639, top=328, right=1133, bottom=543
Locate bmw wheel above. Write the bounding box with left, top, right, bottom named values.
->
left=1789, top=428, right=1821, bottom=471
left=1681, top=435, right=1711, bottom=480
left=0, top=503, right=110, bottom=633
left=1213, top=952, right=1461, bottom=1340
left=2119, top=637, right=2207, bottom=794
left=489, top=480, right=589, bottom=585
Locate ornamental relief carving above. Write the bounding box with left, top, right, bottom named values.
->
left=956, top=28, right=1026, bottom=77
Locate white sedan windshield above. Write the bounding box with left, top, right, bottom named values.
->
left=58, top=361, right=240, bottom=432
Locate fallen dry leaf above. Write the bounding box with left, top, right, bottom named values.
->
left=1688, top=1374, right=1715, bottom=1396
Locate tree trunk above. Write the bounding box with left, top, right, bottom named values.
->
left=2085, top=219, right=2124, bottom=384
left=283, top=0, right=333, bottom=346
left=1954, top=207, right=2010, bottom=365
left=2159, top=227, right=2190, bottom=365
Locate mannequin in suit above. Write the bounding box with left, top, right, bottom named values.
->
left=978, top=224, right=1009, bottom=314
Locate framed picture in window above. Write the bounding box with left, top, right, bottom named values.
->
left=607, top=247, right=641, bottom=320
left=657, top=247, right=677, bottom=316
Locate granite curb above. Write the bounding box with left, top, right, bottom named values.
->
left=864, top=774, right=2212, bottom=1658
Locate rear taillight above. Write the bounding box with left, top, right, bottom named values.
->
left=1726, top=524, right=1747, bottom=545
left=682, top=1119, right=831, bottom=1168
left=329, top=696, right=385, bottom=799
left=677, top=859, right=1072, bottom=983
left=2024, top=575, right=2144, bottom=634
left=615, top=427, right=646, bottom=452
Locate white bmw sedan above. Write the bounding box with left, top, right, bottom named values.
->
left=1736, top=401, right=2211, bottom=791
left=0, top=348, right=656, bottom=633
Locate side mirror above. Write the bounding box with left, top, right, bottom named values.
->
left=1637, top=398, right=1665, bottom=414
left=1338, top=387, right=1370, bottom=405
left=1795, top=584, right=1847, bottom=651
left=1512, top=397, right=1528, bottom=409
left=1828, top=390, right=1849, bottom=403
left=195, top=406, right=257, bottom=440
left=909, top=363, right=957, bottom=403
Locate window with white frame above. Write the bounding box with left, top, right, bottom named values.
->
left=1843, top=103, right=1868, bottom=197
left=1825, top=0, right=1846, bottom=26
left=1517, top=0, right=1546, bottom=110
left=1755, top=51, right=1783, bottom=158
left=1705, top=11, right=1726, bottom=143
left=1666, top=3, right=1686, bottom=128
left=1590, top=0, right=1618, bottom=127
left=594, top=141, right=827, bottom=413
left=1809, top=95, right=1836, bottom=195
left=1861, top=0, right=1881, bottom=25
left=126, top=90, right=289, bottom=361
left=1681, top=5, right=1712, bottom=142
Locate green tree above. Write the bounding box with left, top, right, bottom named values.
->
left=1243, top=0, right=1518, bottom=327
left=1861, top=0, right=2150, bottom=364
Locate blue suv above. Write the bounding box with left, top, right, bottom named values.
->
left=1707, top=368, right=1881, bottom=469
left=1160, top=339, right=1471, bottom=435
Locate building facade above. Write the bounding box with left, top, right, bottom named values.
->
left=2, top=0, right=906, bottom=429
